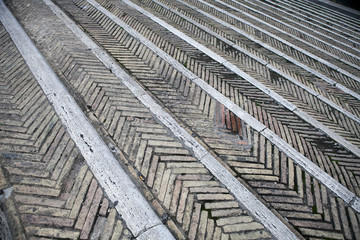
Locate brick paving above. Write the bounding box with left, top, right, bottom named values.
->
left=0, top=19, right=134, bottom=239
left=1, top=0, right=360, bottom=239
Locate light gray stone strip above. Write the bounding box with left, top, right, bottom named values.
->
left=87, top=0, right=360, bottom=213
left=136, top=225, right=175, bottom=240
left=198, top=0, right=360, bottom=83
left=0, top=1, right=174, bottom=238
left=41, top=0, right=302, bottom=239
left=176, top=0, right=360, bottom=101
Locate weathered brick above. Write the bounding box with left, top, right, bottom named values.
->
left=80, top=187, right=103, bottom=239
left=21, top=214, right=74, bottom=227
left=25, top=226, right=80, bottom=239
left=99, top=198, right=109, bottom=217
left=100, top=208, right=116, bottom=240
left=75, top=178, right=98, bottom=229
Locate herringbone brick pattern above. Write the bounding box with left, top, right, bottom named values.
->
left=135, top=0, right=360, bottom=118
left=181, top=0, right=360, bottom=88
left=4, top=0, right=274, bottom=239
left=68, top=0, right=360, bottom=192
left=224, top=0, right=360, bottom=59
left=2, top=0, right=360, bottom=239
left=131, top=0, right=360, bottom=137
left=98, top=0, right=360, bottom=155
left=0, top=22, right=133, bottom=239
left=45, top=0, right=360, bottom=238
